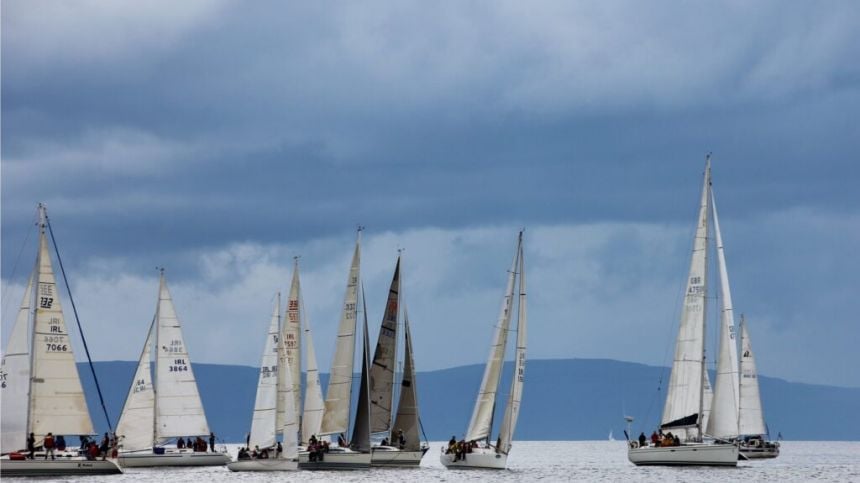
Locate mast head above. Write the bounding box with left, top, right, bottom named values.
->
left=37, top=203, right=48, bottom=229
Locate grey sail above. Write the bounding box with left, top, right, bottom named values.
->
left=350, top=291, right=372, bottom=453
left=369, top=257, right=401, bottom=434
left=391, top=311, right=421, bottom=451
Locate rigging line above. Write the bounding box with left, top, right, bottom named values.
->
left=1, top=217, right=36, bottom=325
left=46, top=215, right=113, bottom=433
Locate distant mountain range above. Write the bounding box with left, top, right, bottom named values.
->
left=78, top=358, right=859, bottom=443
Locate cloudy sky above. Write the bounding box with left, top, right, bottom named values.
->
left=2, top=1, right=858, bottom=388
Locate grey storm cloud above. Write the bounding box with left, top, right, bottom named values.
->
left=2, top=1, right=859, bottom=386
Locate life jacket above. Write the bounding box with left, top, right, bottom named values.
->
left=44, top=435, right=55, bottom=448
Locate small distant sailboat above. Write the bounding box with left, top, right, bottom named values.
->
left=369, top=256, right=430, bottom=467
left=737, top=316, right=780, bottom=459
left=441, top=231, right=527, bottom=470
left=228, top=294, right=299, bottom=471
left=627, top=157, right=739, bottom=466
left=299, top=230, right=372, bottom=470
left=0, top=205, right=122, bottom=477
left=115, top=270, right=230, bottom=467
left=609, top=430, right=615, bottom=442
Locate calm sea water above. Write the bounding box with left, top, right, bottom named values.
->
left=7, top=441, right=859, bottom=482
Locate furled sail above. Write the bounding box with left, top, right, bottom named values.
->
left=391, top=311, right=421, bottom=451
left=498, top=234, right=527, bottom=454
left=369, top=257, right=400, bottom=434
left=28, top=218, right=94, bottom=439
left=1, top=274, right=34, bottom=452
left=116, top=319, right=156, bottom=451
left=738, top=317, right=767, bottom=436
left=320, top=233, right=361, bottom=436
left=706, top=192, right=740, bottom=439
left=249, top=296, right=281, bottom=449
left=279, top=262, right=302, bottom=432
left=465, top=236, right=520, bottom=443
left=661, top=160, right=710, bottom=440
left=155, top=272, right=210, bottom=439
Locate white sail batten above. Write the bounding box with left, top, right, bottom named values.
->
left=391, top=311, right=421, bottom=451
left=738, top=318, right=767, bottom=436
left=280, top=263, right=302, bottom=432
left=1, top=274, right=34, bottom=452
left=369, top=257, right=401, bottom=434
left=465, top=237, right=520, bottom=443
left=320, top=234, right=361, bottom=436
left=498, top=236, right=527, bottom=454
left=662, top=161, right=710, bottom=440
left=249, top=296, right=281, bottom=449
left=301, top=315, right=325, bottom=443
left=154, top=273, right=210, bottom=439
left=705, top=192, right=740, bottom=439
left=28, top=224, right=95, bottom=439
left=116, top=320, right=156, bottom=451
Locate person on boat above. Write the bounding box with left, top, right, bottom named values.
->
left=209, top=432, right=216, bottom=452
left=43, top=432, right=56, bottom=460
left=337, top=434, right=346, bottom=447
left=276, top=441, right=282, bottom=456
left=177, top=437, right=185, bottom=449
left=447, top=435, right=456, bottom=454
left=650, top=431, right=659, bottom=446
left=237, top=447, right=248, bottom=460
left=381, top=437, right=389, bottom=447
left=99, top=433, right=110, bottom=460
left=252, top=446, right=260, bottom=459
left=87, top=442, right=99, bottom=460
left=495, top=436, right=502, bottom=454
left=637, top=432, right=647, bottom=447
left=309, top=434, right=318, bottom=446
left=397, top=429, right=406, bottom=449
left=56, top=435, right=67, bottom=451
left=27, top=432, right=36, bottom=459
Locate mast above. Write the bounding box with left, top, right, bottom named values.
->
left=465, top=234, right=520, bottom=443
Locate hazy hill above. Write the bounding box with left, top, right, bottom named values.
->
left=79, top=358, right=859, bottom=443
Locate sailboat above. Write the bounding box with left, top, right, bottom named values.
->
left=115, top=270, right=230, bottom=467
left=299, top=230, right=372, bottom=470
left=737, top=315, right=780, bottom=459
left=627, top=157, right=739, bottom=466
left=441, top=231, right=527, bottom=470
left=369, top=256, right=430, bottom=467
left=0, top=204, right=122, bottom=477
left=227, top=294, right=299, bottom=471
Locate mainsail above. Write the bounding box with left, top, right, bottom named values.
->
left=320, top=232, right=361, bottom=436
left=1, top=274, right=34, bottom=452
left=279, top=262, right=302, bottom=432
left=278, top=312, right=300, bottom=459
left=249, top=295, right=281, bottom=449
left=369, top=257, right=401, bottom=434
left=705, top=191, right=740, bottom=439
left=661, top=160, right=711, bottom=440
left=154, top=272, right=210, bottom=440
left=115, top=319, right=156, bottom=451
left=28, top=217, right=94, bottom=439
left=465, top=236, right=520, bottom=443
left=301, top=313, right=325, bottom=443
left=738, top=317, right=767, bottom=436
left=391, top=311, right=422, bottom=451
left=498, top=235, right=527, bottom=454
left=350, top=294, right=372, bottom=452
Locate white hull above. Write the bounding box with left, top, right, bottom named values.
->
left=118, top=449, right=230, bottom=467
left=740, top=443, right=780, bottom=459
left=227, top=458, right=298, bottom=471
left=627, top=442, right=738, bottom=466
left=298, top=447, right=371, bottom=470
left=0, top=457, right=122, bottom=477
left=370, top=445, right=428, bottom=467
left=440, top=447, right=508, bottom=470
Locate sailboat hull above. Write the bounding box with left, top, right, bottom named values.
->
left=118, top=449, right=230, bottom=467
left=298, top=447, right=371, bottom=470
left=227, top=458, right=298, bottom=471
left=627, top=442, right=738, bottom=466
left=0, top=457, right=122, bottom=477
left=440, top=447, right=508, bottom=470
left=370, top=445, right=428, bottom=467
left=739, top=442, right=780, bottom=459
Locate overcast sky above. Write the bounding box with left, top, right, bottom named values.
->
left=2, top=1, right=859, bottom=388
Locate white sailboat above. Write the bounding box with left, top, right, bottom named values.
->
left=115, top=270, right=230, bottom=467
left=228, top=294, right=299, bottom=471
left=441, top=231, right=527, bottom=470
left=627, top=157, right=739, bottom=466
left=299, top=230, right=372, bottom=470
left=369, top=257, right=430, bottom=467
left=0, top=204, right=122, bottom=477
left=737, top=315, right=780, bottom=458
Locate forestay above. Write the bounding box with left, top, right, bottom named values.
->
left=320, top=234, right=361, bottom=436
left=1, top=274, right=34, bottom=452
left=738, top=318, right=767, bottom=436
left=155, top=273, right=210, bottom=440
left=116, top=320, right=156, bottom=451
left=662, top=161, right=710, bottom=440
left=465, top=237, right=520, bottom=443
left=369, top=257, right=401, bottom=434
left=249, top=296, right=281, bottom=449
